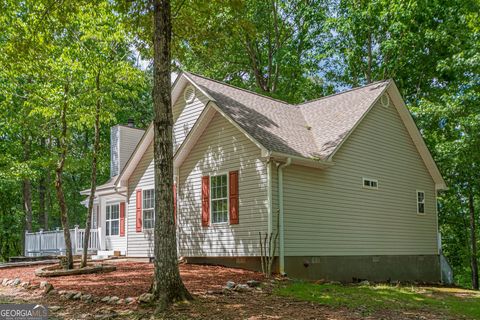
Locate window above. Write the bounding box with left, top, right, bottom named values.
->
left=417, top=191, right=425, bottom=214
left=211, top=174, right=228, bottom=224
left=143, top=189, right=155, bottom=229
left=363, top=178, right=378, bottom=189
left=106, top=204, right=120, bottom=236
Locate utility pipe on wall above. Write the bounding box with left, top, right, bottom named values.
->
left=278, top=157, right=291, bottom=275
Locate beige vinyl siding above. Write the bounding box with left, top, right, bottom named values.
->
left=118, top=126, right=144, bottom=174
left=281, top=99, right=438, bottom=256
left=126, top=142, right=155, bottom=257
left=173, top=88, right=209, bottom=152
left=178, top=112, right=268, bottom=257
left=125, top=88, right=208, bottom=257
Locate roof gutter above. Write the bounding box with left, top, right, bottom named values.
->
left=265, top=151, right=334, bottom=169
left=278, top=157, right=291, bottom=275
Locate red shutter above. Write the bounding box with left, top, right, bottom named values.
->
left=119, top=202, right=126, bottom=237
left=173, top=183, right=177, bottom=225
left=136, top=189, right=142, bottom=232
left=201, top=176, right=210, bottom=227
left=229, top=170, right=239, bottom=224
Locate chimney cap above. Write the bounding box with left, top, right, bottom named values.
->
left=127, top=118, right=135, bottom=128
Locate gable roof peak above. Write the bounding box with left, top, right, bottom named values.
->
left=183, top=71, right=292, bottom=106
left=297, top=79, right=391, bottom=107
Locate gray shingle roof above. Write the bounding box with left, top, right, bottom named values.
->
left=186, top=72, right=390, bottom=160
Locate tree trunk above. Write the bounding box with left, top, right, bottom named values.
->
left=22, top=140, right=33, bottom=233
left=469, top=191, right=479, bottom=290
left=152, top=0, right=192, bottom=311
left=38, top=137, right=48, bottom=230
left=55, top=81, right=74, bottom=270
left=82, top=70, right=101, bottom=268
left=38, top=175, right=46, bottom=229
left=366, top=30, right=372, bottom=84
left=23, top=179, right=33, bottom=232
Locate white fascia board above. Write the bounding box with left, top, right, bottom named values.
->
left=326, top=80, right=391, bottom=162
left=115, top=124, right=153, bottom=188
left=209, top=102, right=269, bottom=154
left=387, top=83, right=447, bottom=190
left=173, top=102, right=217, bottom=168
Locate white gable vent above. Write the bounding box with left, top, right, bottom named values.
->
left=380, top=94, right=390, bottom=108
left=184, top=85, right=195, bottom=104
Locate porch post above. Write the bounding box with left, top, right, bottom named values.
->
left=98, top=227, right=104, bottom=251
left=74, top=225, right=79, bottom=255
left=24, top=230, right=28, bottom=257
left=39, top=229, right=43, bottom=256
left=55, top=227, right=59, bottom=254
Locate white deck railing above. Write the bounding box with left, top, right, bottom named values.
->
left=24, top=226, right=102, bottom=257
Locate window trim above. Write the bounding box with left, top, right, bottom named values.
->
left=105, top=202, right=120, bottom=237
left=142, top=188, right=155, bottom=230
left=362, top=177, right=378, bottom=189
left=417, top=190, right=426, bottom=215
left=209, top=172, right=230, bottom=225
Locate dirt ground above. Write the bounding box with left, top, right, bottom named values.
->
left=0, top=261, right=461, bottom=319
left=0, top=260, right=264, bottom=298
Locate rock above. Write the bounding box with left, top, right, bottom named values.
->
left=234, top=284, right=251, bottom=292
left=2, top=278, right=8, bottom=286
left=58, top=290, right=66, bottom=295
left=43, top=283, right=54, bottom=294
left=39, top=281, right=48, bottom=289
left=101, top=296, right=111, bottom=303
left=12, top=278, right=21, bottom=286
left=117, top=310, right=134, bottom=317
left=138, top=293, right=154, bottom=303
left=246, top=280, right=261, bottom=288
left=94, top=312, right=118, bottom=319
left=20, top=282, right=30, bottom=288
left=50, top=306, right=62, bottom=312
left=116, top=299, right=125, bottom=305
left=27, top=284, right=39, bottom=290
left=63, top=291, right=76, bottom=300
left=125, top=297, right=135, bottom=304
left=81, top=294, right=92, bottom=302
left=225, top=281, right=235, bottom=289
left=108, top=296, right=119, bottom=304
left=73, top=292, right=82, bottom=300
left=358, top=280, right=370, bottom=286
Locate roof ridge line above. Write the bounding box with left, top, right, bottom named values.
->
left=296, top=79, right=390, bottom=107
left=184, top=71, right=292, bottom=106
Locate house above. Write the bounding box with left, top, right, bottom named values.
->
left=81, top=72, right=447, bottom=282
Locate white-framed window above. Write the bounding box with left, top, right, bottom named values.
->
left=143, top=189, right=155, bottom=229
left=106, top=203, right=120, bottom=236
left=417, top=191, right=425, bottom=214
left=210, top=174, right=229, bottom=224
left=362, top=177, right=378, bottom=189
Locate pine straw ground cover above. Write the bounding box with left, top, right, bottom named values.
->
left=0, top=260, right=478, bottom=319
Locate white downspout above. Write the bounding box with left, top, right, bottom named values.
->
left=278, top=157, right=291, bottom=275
left=266, top=159, right=273, bottom=235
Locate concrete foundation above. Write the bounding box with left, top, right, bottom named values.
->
left=185, top=254, right=441, bottom=283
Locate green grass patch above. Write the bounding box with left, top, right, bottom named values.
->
left=275, top=282, right=480, bottom=319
